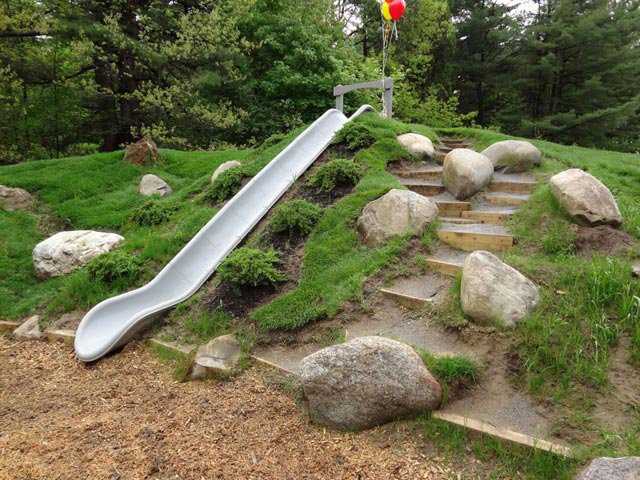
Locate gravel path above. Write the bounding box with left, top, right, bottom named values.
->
left=0, top=337, right=463, bottom=480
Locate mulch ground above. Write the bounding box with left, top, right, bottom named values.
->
left=0, top=337, right=466, bottom=480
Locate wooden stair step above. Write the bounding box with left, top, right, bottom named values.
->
left=488, top=180, right=537, bottom=194
left=380, top=273, right=450, bottom=308
left=461, top=209, right=516, bottom=225
left=437, top=223, right=514, bottom=252
left=425, top=247, right=468, bottom=277
left=402, top=179, right=446, bottom=196
left=392, top=166, right=443, bottom=181
left=483, top=192, right=530, bottom=207
left=435, top=200, right=472, bottom=217
left=439, top=216, right=477, bottom=224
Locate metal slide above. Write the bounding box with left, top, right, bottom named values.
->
left=74, top=105, right=373, bottom=362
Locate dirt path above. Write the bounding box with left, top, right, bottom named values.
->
left=0, top=337, right=469, bottom=480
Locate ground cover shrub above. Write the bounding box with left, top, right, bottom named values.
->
left=87, top=250, right=144, bottom=283
left=204, top=168, right=245, bottom=204
left=269, top=200, right=322, bottom=237
left=218, top=247, right=286, bottom=288
left=130, top=199, right=178, bottom=226
left=308, top=159, right=362, bottom=193
left=333, top=122, right=377, bottom=150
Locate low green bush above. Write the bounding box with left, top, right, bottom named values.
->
left=87, top=250, right=144, bottom=283
left=308, top=159, right=362, bottom=193
left=270, top=200, right=323, bottom=237
left=130, top=199, right=178, bottom=226
left=334, top=122, right=377, bottom=150
left=218, top=247, right=286, bottom=288
left=204, top=169, right=245, bottom=204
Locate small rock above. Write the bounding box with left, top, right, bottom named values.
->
left=461, top=251, right=540, bottom=327
left=633, top=262, right=640, bottom=278
left=357, top=189, right=439, bottom=247
left=138, top=174, right=172, bottom=197
left=191, top=334, right=242, bottom=380
left=13, top=315, right=42, bottom=340
left=576, top=457, right=640, bottom=480
left=442, top=149, right=494, bottom=200
left=550, top=169, right=622, bottom=226
left=397, top=133, right=435, bottom=160
left=481, top=140, right=541, bottom=173
left=124, top=137, right=159, bottom=165
left=33, top=230, right=124, bottom=278
left=0, top=185, right=34, bottom=211
left=300, top=336, right=442, bottom=431
left=211, top=161, right=241, bottom=183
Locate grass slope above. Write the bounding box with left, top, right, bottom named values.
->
left=251, top=113, right=438, bottom=330
left=0, top=132, right=300, bottom=321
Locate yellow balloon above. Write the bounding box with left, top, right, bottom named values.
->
left=381, top=2, right=392, bottom=21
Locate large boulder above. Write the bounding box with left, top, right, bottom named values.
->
left=461, top=251, right=540, bottom=327
left=300, top=336, right=442, bottom=430
left=357, top=189, right=438, bottom=247
left=576, top=457, right=640, bottom=480
left=481, top=140, right=541, bottom=173
left=211, top=161, right=241, bottom=183
left=33, top=230, right=124, bottom=278
left=0, top=185, right=34, bottom=211
left=124, top=137, right=159, bottom=165
left=138, top=174, right=172, bottom=197
left=550, top=169, right=622, bottom=227
left=397, top=133, right=435, bottom=160
left=442, top=149, right=494, bottom=200
left=191, top=334, right=242, bottom=380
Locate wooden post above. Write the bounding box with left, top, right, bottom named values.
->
left=333, top=78, right=393, bottom=118
left=336, top=93, right=344, bottom=113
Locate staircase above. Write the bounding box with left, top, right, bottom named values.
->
left=379, top=138, right=537, bottom=307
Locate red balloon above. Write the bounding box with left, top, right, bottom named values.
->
left=388, top=0, right=406, bottom=20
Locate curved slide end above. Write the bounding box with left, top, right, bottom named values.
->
left=74, top=106, right=372, bottom=362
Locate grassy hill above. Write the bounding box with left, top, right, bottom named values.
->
left=2, top=114, right=640, bottom=473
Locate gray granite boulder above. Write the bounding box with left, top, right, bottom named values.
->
left=357, top=189, right=438, bottom=247
left=13, top=315, right=42, bottom=340
left=191, top=334, right=242, bottom=379
left=550, top=169, right=622, bottom=226
left=397, top=133, right=435, bottom=160
left=461, top=251, right=540, bottom=327
left=139, top=174, right=172, bottom=197
left=211, top=161, right=241, bottom=183
left=442, top=149, right=494, bottom=200
left=300, top=336, right=442, bottom=430
left=33, top=230, right=124, bottom=278
left=0, top=185, right=34, bottom=211
left=481, top=140, right=542, bottom=173
left=576, top=457, right=640, bottom=480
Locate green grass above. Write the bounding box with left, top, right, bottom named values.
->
left=419, top=350, right=480, bottom=404
left=418, top=416, right=577, bottom=479
left=251, top=113, right=439, bottom=330
left=0, top=134, right=301, bottom=321
left=149, top=341, right=196, bottom=382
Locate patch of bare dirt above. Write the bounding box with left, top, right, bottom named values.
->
left=0, top=337, right=481, bottom=480
left=574, top=225, right=637, bottom=257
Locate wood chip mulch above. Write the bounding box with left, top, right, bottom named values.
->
left=0, top=337, right=463, bottom=480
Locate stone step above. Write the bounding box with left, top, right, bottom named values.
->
left=437, top=223, right=514, bottom=252
left=379, top=273, right=451, bottom=308
left=400, top=178, right=446, bottom=196
left=392, top=166, right=443, bottom=181
left=425, top=247, right=469, bottom=276
left=461, top=209, right=516, bottom=225
left=483, top=192, right=530, bottom=207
